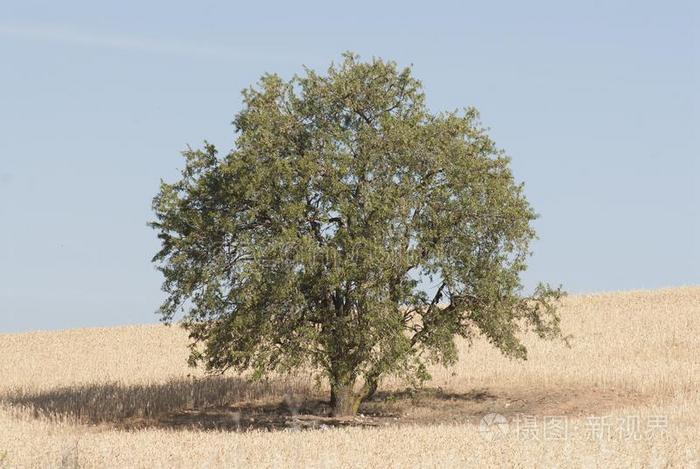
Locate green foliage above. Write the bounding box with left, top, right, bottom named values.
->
left=151, top=53, right=566, bottom=415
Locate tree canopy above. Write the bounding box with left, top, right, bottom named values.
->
left=151, top=53, right=566, bottom=416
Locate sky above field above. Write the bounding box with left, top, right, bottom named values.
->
left=0, top=1, right=697, bottom=332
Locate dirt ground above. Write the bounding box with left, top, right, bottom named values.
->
left=120, top=384, right=652, bottom=432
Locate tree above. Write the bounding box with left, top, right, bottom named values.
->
left=151, top=53, right=566, bottom=417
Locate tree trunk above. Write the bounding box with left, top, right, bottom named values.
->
left=329, top=374, right=380, bottom=417
left=330, top=382, right=361, bottom=417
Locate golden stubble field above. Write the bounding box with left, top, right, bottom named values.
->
left=1, top=287, right=699, bottom=468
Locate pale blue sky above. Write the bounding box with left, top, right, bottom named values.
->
left=1, top=1, right=697, bottom=332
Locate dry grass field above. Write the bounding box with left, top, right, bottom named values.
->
left=1, top=287, right=699, bottom=468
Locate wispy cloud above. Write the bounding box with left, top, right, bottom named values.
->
left=0, top=23, right=278, bottom=61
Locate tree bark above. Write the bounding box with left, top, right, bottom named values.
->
left=330, top=381, right=362, bottom=417
left=329, top=374, right=380, bottom=417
